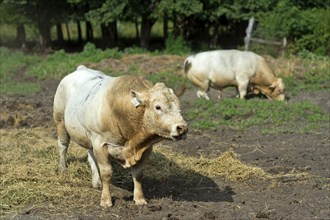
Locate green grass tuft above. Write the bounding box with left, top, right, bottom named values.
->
left=184, top=98, right=329, bottom=134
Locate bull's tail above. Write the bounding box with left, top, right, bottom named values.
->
left=184, top=58, right=192, bottom=74
left=176, top=57, right=192, bottom=97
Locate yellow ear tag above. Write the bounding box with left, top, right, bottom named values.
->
left=131, top=97, right=141, bottom=107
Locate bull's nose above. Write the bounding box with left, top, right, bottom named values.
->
left=177, top=124, right=188, bottom=135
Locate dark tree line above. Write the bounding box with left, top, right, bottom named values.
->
left=0, top=0, right=329, bottom=54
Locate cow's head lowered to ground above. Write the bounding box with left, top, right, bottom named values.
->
left=183, top=49, right=286, bottom=101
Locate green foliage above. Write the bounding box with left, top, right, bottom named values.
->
left=256, top=0, right=330, bottom=55
left=27, top=43, right=122, bottom=79
left=184, top=98, right=328, bottom=133
left=159, top=0, right=203, bottom=17
left=164, top=35, right=191, bottom=55
left=294, top=9, right=330, bottom=55
left=124, top=46, right=149, bottom=54
left=86, top=0, right=126, bottom=24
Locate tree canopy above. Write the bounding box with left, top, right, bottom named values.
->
left=0, top=0, right=329, bottom=55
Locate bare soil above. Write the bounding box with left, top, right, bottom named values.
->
left=0, top=61, right=329, bottom=220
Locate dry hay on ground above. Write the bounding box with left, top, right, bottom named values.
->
left=0, top=128, right=310, bottom=217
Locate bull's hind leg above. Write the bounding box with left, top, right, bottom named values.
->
left=188, top=74, right=210, bottom=100
left=55, top=120, right=71, bottom=175
left=87, top=149, right=102, bottom=189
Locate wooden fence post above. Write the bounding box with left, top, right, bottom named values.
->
left=244, top=17, right=254, bottom=51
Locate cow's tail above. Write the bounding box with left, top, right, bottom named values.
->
left=176, top=57, right=192, bottom=97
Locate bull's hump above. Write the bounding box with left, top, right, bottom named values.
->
left=77, top=65, right=87, bottom=71
left=115, top=75, right=152, bottom=92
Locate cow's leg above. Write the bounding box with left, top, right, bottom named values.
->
left=188, top=74, right=210, bottom=100
left=87, top=149, right=102, bottom=189
left=217, top=90, right=222, bottom=99
left=93, top=146, right=113, bottom=208
left=56, top=121, right=70, bottom=175
left=196, top=80, right=210, bottom=100
left=130, top=146, right=153, bottom=205
left=235, top=87, right=240, bottom=98
left=237, top=79, right=249, bottom=99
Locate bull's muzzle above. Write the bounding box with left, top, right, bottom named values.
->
left=172, top=124, right=188, bottom=141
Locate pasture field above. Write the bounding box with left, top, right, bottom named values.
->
left=0, top=47, right=329, bottom=219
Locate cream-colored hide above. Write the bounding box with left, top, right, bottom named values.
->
left=184, top=50, right=285, bottom=101
left=53, top=66, right=188, bottom=208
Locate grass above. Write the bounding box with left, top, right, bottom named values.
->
left=1, top=46, right=328, bottom=133
left=0, top=47, right=41, bottom=95
left=184, top=98, right=329, bottom=134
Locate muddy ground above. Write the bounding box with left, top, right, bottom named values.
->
left=1, top=65, right=330, bottom=219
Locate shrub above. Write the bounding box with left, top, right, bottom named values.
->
left=256, top=0, right=329, bottom=56
left=164, top=35, right=191, bottom=55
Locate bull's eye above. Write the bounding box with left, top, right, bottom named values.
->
left=155, top=105, right=162, bottom=111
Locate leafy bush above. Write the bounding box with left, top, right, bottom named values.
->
left=124, top=46, right=149, bottom=55
left=294, top=9, right=330, bottom=55
left=164, top=35, right=191, bottom=55
left=256, top=0, right=329, bottom=56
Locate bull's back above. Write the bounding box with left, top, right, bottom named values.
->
left=53, top=66, right=114, bottom=147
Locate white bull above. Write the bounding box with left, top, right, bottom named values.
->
left=184, top=50, right=285, bottom=101
left=53, top=66, right=188, bottom=208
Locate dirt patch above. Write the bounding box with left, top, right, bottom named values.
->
left=1, top=55, right=329, bottom=219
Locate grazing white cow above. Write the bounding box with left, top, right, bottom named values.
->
left=184, top=50, right=285, bottom=101
left=53, top=65, right=188, bottom=208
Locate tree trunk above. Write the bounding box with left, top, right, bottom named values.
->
left=135, top=19, right=139, bottom=40
left=108, top=21, right=118, bottom=47
left=140, top=16, right=155, bottom=49
left=172, top=12, right=180, bottom=38
left=163, top=11, right=168, bottom=40
left=38, top=22, right=52, bottom=48
left=65, top=22, right=71, bottom=44
left=101, top=23, right=108, bottom=45
left=77, top=21, right=82, bottom=44
left=16, top=24, right=26, bottom=49
left=210, top=23, right=219, bottom=49
left=101, top=21, right=118, bottom=48
left=86, top=21, right=93, bottom=41
left=56, top=23, right=64, bottom=47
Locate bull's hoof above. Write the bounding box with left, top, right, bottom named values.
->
left=100, top=199, right=113, bottom=208
left=58, top=167, right=68, bottom=176
left=134, top=198, right=148, bottom=205
left=92, top=180, right=102, bottom=189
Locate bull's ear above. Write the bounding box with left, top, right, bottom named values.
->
left=130, top=90, right=144, bottom=107
left=129, top=90, right=142, bottom=107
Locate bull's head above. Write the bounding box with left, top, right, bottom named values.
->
left=130, top=83, right=188, bottom=140
left=256, top=78, right=285, bottom=101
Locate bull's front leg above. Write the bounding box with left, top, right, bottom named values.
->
left=130, top=146, right=153, bottom=205
left=87, top=149, right=102, bottom=189
left=93, top=146, right=113, bottom=208
left=237, top=79, right=249, bottom=99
